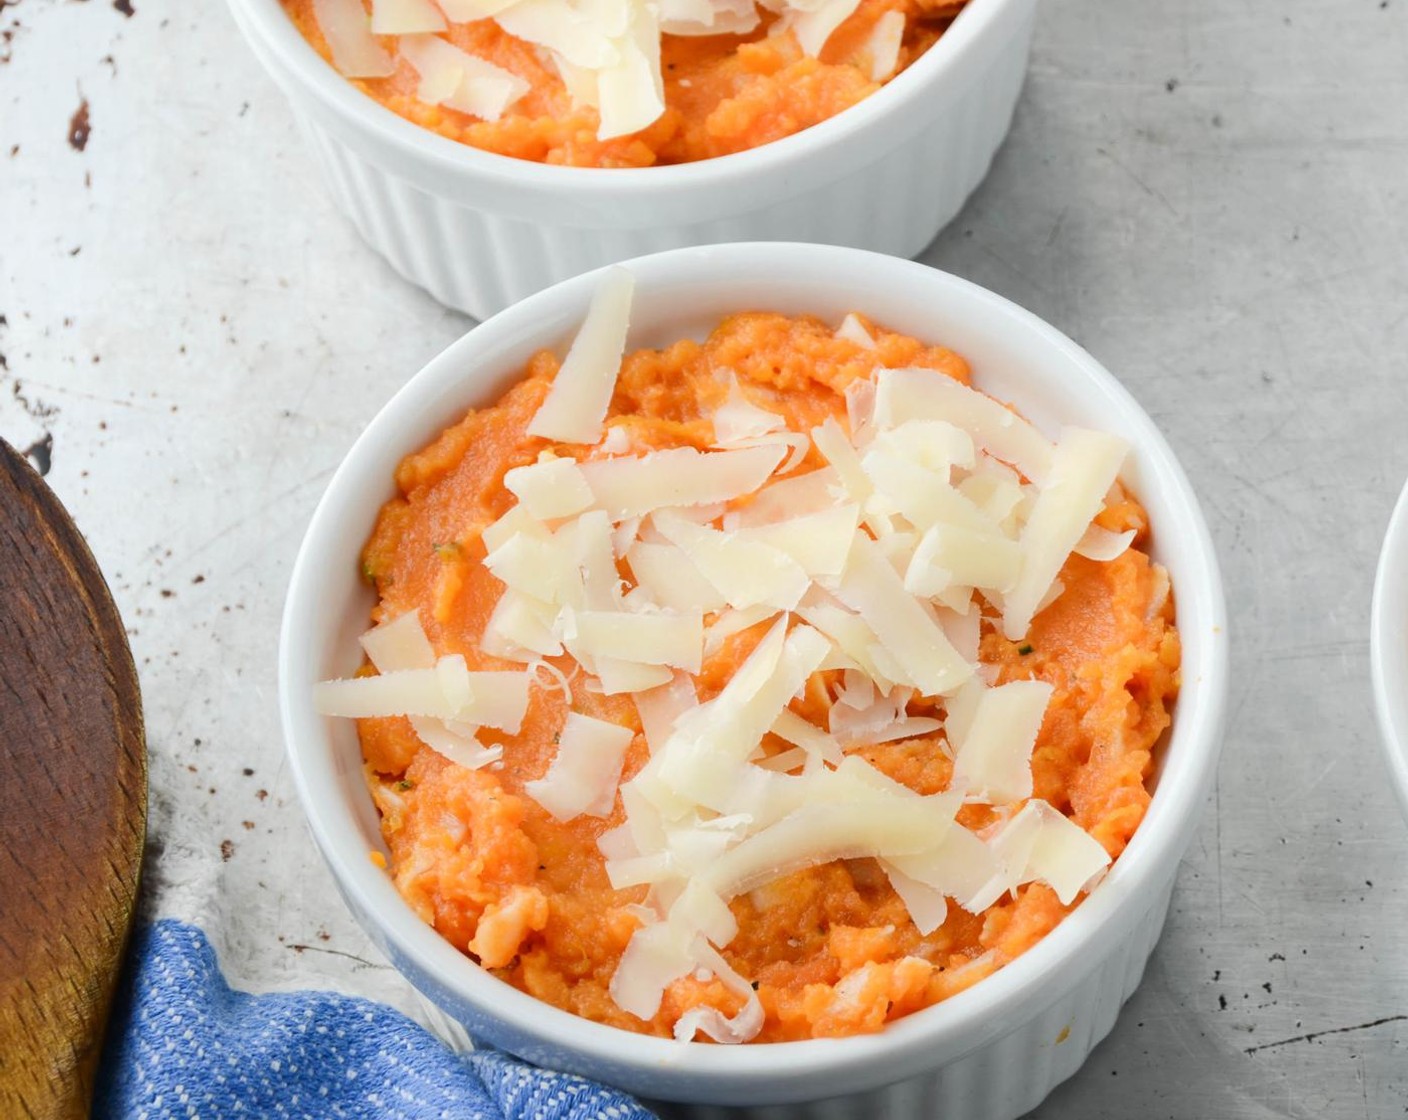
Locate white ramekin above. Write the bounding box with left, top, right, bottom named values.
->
left=226, top=0, right=1035, bottom=320
left=279, top=243, right=1229, bottom=1118
left=1371, top=479, right=1408, bottom=822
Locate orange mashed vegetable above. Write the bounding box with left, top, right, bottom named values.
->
left=284, top=0, right=967, bottom=166
left=356, top=312, right=1180, bottom=1042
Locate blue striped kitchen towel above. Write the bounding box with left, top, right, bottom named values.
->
left=96, top=919, right=659, bottom=1120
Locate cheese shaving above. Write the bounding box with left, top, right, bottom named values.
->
left=398, top=33, right=530, bottom=121
left=527, top=267, right=635, bottom=444
left=712, top=374, right=786, bottom=444
left=1001, top=427, right=1128, bottom=639
left=948, top=679, right=1052, bottom=803
left=835, top=312, right=876, bottom=350
left=370, top=0, right=445, bottom=35
left=525, top=712, right=635, bottom=821
left=312, top=0, right=396, bottom=77
left=503, top=456, right=594, bottom=520
left=864, top=10, right=905, bottom=80
left=581, top=444, right=785, bottom=520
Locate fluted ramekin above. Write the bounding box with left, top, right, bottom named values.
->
left=280, top=243, right=1228, bottom=1117
left=226, top=0, right=1034, bottom=320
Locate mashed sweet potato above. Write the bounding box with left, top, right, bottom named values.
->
left=283, top=0, right=967, bottom=167
left=352, top=311, right=1180, bottom=1042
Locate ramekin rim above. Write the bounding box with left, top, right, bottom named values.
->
left=279, top=242, right=1229, bottom=1092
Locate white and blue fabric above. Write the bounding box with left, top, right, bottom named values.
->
left=97, top=920, right=660, bottom=1120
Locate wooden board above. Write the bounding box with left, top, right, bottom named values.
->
left=0, top=440, right=146, bottom=1119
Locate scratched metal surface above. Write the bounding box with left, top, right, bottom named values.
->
left=3, top=0, right=1407, bottom=1114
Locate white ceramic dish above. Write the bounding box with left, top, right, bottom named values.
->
left=279, top=243, right=1228, bottom=1118
left=226, top=0, right=1035, bottom=320
left=1371, top=478, right=1408, bottom=821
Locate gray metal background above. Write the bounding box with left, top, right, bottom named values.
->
left=2, top=0, right=1405, bottom=1114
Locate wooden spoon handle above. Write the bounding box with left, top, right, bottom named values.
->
left=0, top=440, right=146, bottom=1119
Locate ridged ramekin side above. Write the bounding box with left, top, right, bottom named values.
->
left=651, top=878, right=1175, bottom=1120
left=274, top=1, right=1033, bottom=319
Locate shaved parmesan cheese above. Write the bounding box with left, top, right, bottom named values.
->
left=886, top=822, right=1001, bottom=914
left=370, top=0, right=445, bottom=35
left=1002, top=427, right=1129, bottom=640
left=484, top=530, right=580, bottom=606
left=783, top=0, right=862, bottom=56
left=493, top=0, right=621, bottom=71
left=1022, top=800, right=1112, bottom=904
left=937, top=603, right=980, bottom=666
left=905, top=522, right=1023, bottom=598
left=569, top=609, right=703, bottom=672
left=969, top=800, right=1110, bottom=908
left=725, top=431, right=811, bottom=475
left=481, top=504, right=549, bottom=554
left=836, top=312, right=876, bottom=350
left=313, top=656, right=527, bottom=730
left=771, top=710, right=845, bottom=766
left=525, top=712, right=634, bottom=821
left=581, top=444, right=785, bottom=520
left=656, top=621, right=829, bottom=802
left=633, top=672, right=698, bottom=755
left=410, top=716, right=502, bottom=770
left=313, top=0, right=395, bottom=77
left=569, top=509, right=626, bottom=610
left=593, top=0, right=665, bottom=139
left=669, top=878, right=737, bottom=946
left=503, top=456, right=593, bottom=520
left=354, top=612, right=503, bottom=768
left=712, top=375, right=785, bottom=444
left=527, top=267, right=634, bottom=444
left=458, top=670, right=532, bottom=732
left=360, top=610, right=435, bottom=671
left=703, top=605, right=781, bottom=655
left=948, top=680, right=1052, bottom=803
left=591, top=655, right=674, bottom=695
left=834, top=536, right=973, bottom=696
left=861, top=447, right=996, bottom=534
left=845, top=379, right=877, bottom=447
left=874, top=369, right=1054, bottom=484
left=728, top=468, right=841, bottom=528
left=653, top=509, right=809, bottom=611
left=671, top=940, right=764, bottom=1043
left=880, top=860, right=947, bottom=933
left=812, top=418, right=874, bottom=506
left=313, top=665, right=462, bottom=720
left=610, top=921, right=697, bottom=1020
left=481, top=589, right=563, bottom=659
left=735, top=504, right=859, bottom=578
left=1074, top=524, right=1136, bottom=562
left=701, top=796, right=952, bottom=901
left=436, top=0, right=520, bottom=16
left=754, top=746, right=810, bottom=772
left=628, top=540, right=728, bottom=612
left=864, top=10, right=905, bottom=80
left=399, top=34, right=529, bottom=121
left=659, top=0, right=759, bottom=35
